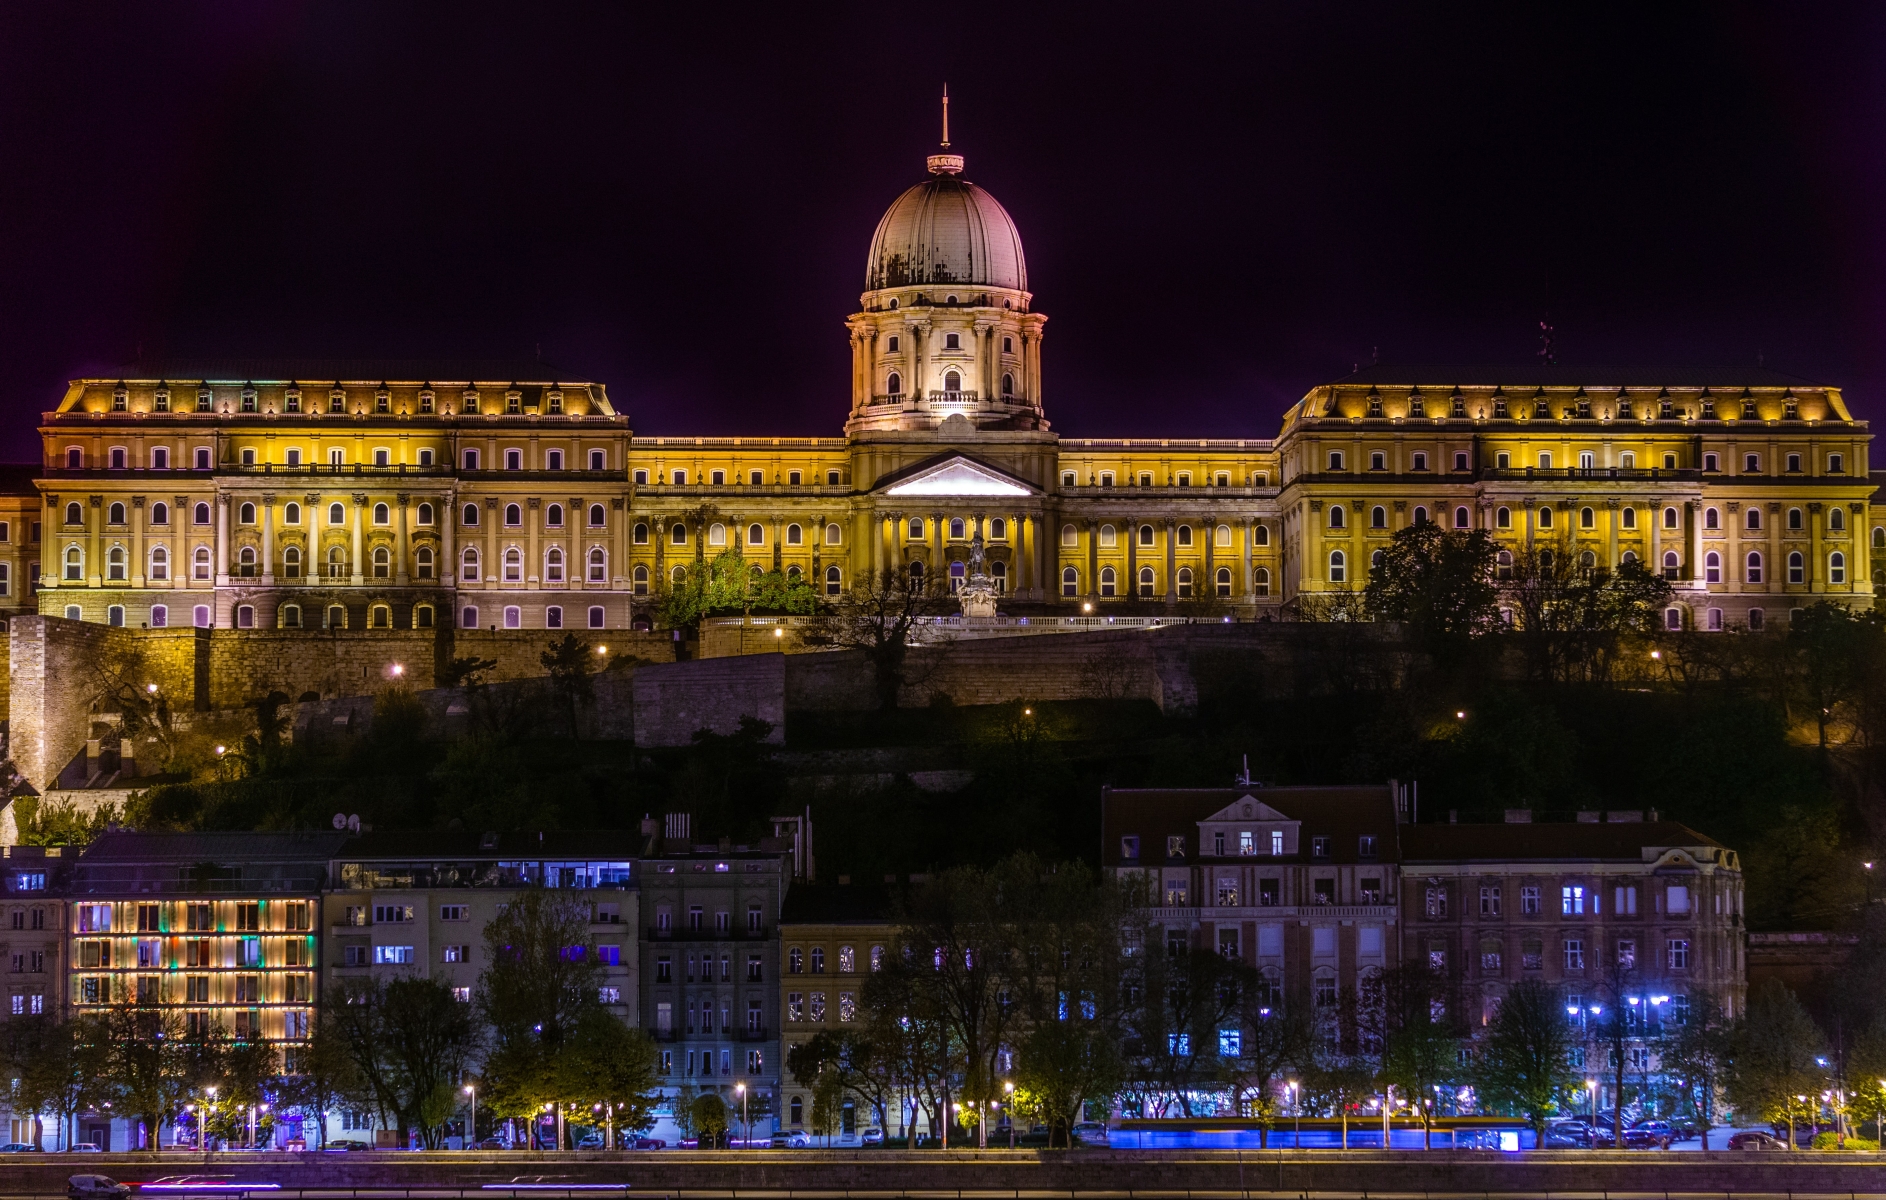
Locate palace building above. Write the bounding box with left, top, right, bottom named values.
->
left=22, top=139, right=1877, bottom=635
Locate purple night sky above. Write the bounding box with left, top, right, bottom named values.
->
left=1, top=5, right=1883, bottom=458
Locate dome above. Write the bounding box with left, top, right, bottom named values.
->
left=864, top=155, right=1027, bottom=293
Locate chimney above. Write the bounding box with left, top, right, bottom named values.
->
left=1606, top=810, right=1644, bottom=823
left=1448, top=809, right=1457, bottom=824
left=1503, top=808, right=1532, bottom=824
left=1577, top=811, right=1601, bottom=823
left=1648, top=807, right=1659, bottom=822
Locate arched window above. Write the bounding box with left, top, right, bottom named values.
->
left=64, top=501, right=82, bottom=526
left=1215, top=566, right=1232, bottom=596
left=1747, top=508, right=1762, bottom=531
left=373, top=502, right=389, bottom=525
left=1496, top=507, right=1511, bottom=529
left=503, top=548, right=522, bottom=582
left=1215, top=524, right=1232, bottom=547
left=589, top=504, right=606, bottom=527
left=372, top=546, right=390, bottom=578
left=1099, top=566, right=1116, bottom=597
left=1539, top=548, right=1555, bottom=571
left=1580, top=507, right=1595, bottom=529
left=1139, top=524, right=1155, bottom=546
left=505, top=450, right=522, bottom=471
left=149, top=546, right=168, bottom=580
left=65, top=447, right=81, bottom=470
left=1254, top=524, right=1269, bottom=546
left=416, top=502, right=433, bottom=526
left=109, top=502, right=126, bottom=525
left=503, top=606, right=521, bottom=629
left=708, top=522, right=726, bottom=546
left=1622, top=507, right=1637, bottom=529
left=1328, top=506, right=1345, bottom=529
left=329, top=502, right=346, bottom=525
left=1663, top=550, right=1680, bottom=581
left=948, top=559, right=967, bottom=592
left=1062, top=566, right=1079, bottom=597
left=504, top=504, right=521, bottom=527
left=632, top=564, right=649, bottom=595
left=1412, top=506, right=1428, bottom=527
left=748, top=523, right=764, bottom=546
left=284, top=546, right=301, bottom=578
left=1788, top=508, right=1803, bottom=530
left=1370, top=506, right=1386, bottom=529
left=1621, top=550, right=1638, bottom=565
left=1704, top=551, right=1721, bottom=583
left=193, top=547, right=211, bottom=580
left=1328, top=550, right=1346, bottom=583
left=546, top=606, right=563, bottom=629
left=546, top=504, right=566, bottom=528
left=1746, top=551, right=1763, bottom=584
left=236, top=546, right=256, bottom=577
left=1665, top=607, right=1683, bottom=632
left=1002, top=373, right=1015, bottom=396
left=151, top=501, right=170, bottom=525
left=786, top=523, right=803, bottom=546
left=279, top=604, right=300, bottom=630
left=671, top=565, right=686, bottom=584
left=1788, top=551, right=1805, bottom=584
left=1663, top=506, right=1679, bottom=529
left=886, top=371, right=902, bottom=396
left=462, top=547, right=480, bottom=581
left=633, top=522, right=649, bottom=545
left=1579, top=550, right=1596, bottom=571
left=907, top=518, right=924, bottom=540
left=1830, top=507, right=1846, bottom=532
left=990, top=518, right=1007, bottom=541
left=908, top=560, right=925, bottom=588
left=1454, top=506, right=1469, bottom=529
left=1174, top=567, right=1193, bottom=598
left=547, top=450, right=564, bottom=471
left=1177, top=525, right=1193, bottom=546
left=62, top=545, right=82, bottom=581
left=416, top=546, right=434, bottom=579
left=1099, top=524, right=1116, bottom=547
left=545, top=547, right=564, bottom=582
left=949, top=517, right=966, bottom=540
left=1877, top=526, right=1886, bottom=549
left=825, top=565, right=843, bottom=595
left=1704, top=507, right=1719, bottom=530
left=1538, top=507, right=1553, bottom=530
left=1253, top=567, right=1270, bottom=596
left=1749, top=607, right=1766, bottom=631
left=327, top=546, right=346, bottom=579
left=824, top=523, right=842, bottom=545
left=1138, top=566, right=1155, bottom=597
left=279, top=501, right=298, bottom=525
left=671, top=522, right=687, bottom=545
left=193, top=604, right=212, bottom=628
left=463, top=503, right=480, bottom=526
left=1497, top=550, right=1513, bottom=580
left=414, top=604, right=434, bottom=629
left=943, top=370, right=961, bottom=393
left=460, top=605, right=479, bottom=630
left=588, top=547, right=607, bottom=582
left=1830, top=552, right=1847, bottom=584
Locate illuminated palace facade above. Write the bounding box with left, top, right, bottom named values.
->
left=27, top=145, right=1876, bottom=634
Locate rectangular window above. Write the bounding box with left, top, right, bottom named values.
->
left=1668, top=938, right=1691, bottom=969
left=373, top=904, right=415, bottom=924
left=1424, top=886, right=1447, bottom=918
left=1311, top=836, right=1330, bottom=858
left=1564, top=939, right=1584, bottom=970
left=1258, top=877, right=1279, bottom=906
left=1667, top=885, right=1691, bottom=914
left=442, top=945, right=471, bottom=963
left=1270, top=830, right=1284, bottom=855
left=373, top=945, right=415, bottom=965
left=1520, top=885, right=1541, bottom=914
left=1617, top=938, right=1636, bottom=969
left=440, top=904, right=469, bottom=922
left=1479, top=885, right=1501, bottom=916
left=1522, top=939, right=1543, bottom=970
left=1561, top=885, right=1585, bottom=915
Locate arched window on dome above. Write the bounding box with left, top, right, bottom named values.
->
left=1002, top=373, right=1015, bottom=396
left=943, top=370, right=961, bottom=393
left=886, top=372, right=902, bottom=396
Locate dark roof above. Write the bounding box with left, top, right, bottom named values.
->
left=780, top=881, right=899, bottom=924
left=96, top=359, right=594, bottom=386
left=1327, top=364, right=1831, bottom=390
left=79, top=831, right=350, bottom=863
left=1399, top=820, right=1725, bottom=864
left=336, top=829, right=648, bottom=860
left=1102, top=785, right=1402, bottom=867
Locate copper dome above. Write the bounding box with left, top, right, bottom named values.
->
left=864, top=156, right=1027, bottom=293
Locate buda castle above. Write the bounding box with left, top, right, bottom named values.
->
left=12, top=139, right=1877, bottom=639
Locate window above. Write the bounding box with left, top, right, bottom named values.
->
left=1831, top=552, right=1847, bottom=584
left=1788, top=551, right=1805, bottom=584
left=1328, top=505, right=1345, bottom=529
left=1424, top=887, right=1447, bottom=918
left=1328, top=450, right=1345, bottom=470
left=1564, top=939, right=1585, bottom=971
left=373, top=946, right=415, bottom=965
left=1705, top=551, right=1721, bottom=583
left=1480, top=885, right=1501, bottom=916
left=1370, top=506, right=1386, bottom=529
left=1667, top=938, right=1690, bottom=969
left=1328, top=550, right=1345, bottom=583
left=545, top=547, right=564, bottom=582
left=1663, top=550, right=1680, bottom=581
left=1562, top=885, right=1585, bottom=915
left=1538, top=506, right=1553, bottom=529
left=503, top=605, right=521, bottom=628
left=1831, top=506, right=1847, bottom=532
left=1788, top=507, right=1803, bottom=530
left=1830, top=453, right=1845, bottom=473
left=1746, top=551, right=1763, bottom=583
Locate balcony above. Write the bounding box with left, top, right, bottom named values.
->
left=1150, top=904, right=1398, bottom=922
left=739, top=1027, right=770, bottom=1042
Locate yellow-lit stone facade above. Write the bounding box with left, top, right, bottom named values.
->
left=23, top=148, right=1877, bottom=634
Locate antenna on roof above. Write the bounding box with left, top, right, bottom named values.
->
left=1235, top=755, right=1254, bottom=788
left=941, top=83, right=950, bottom=148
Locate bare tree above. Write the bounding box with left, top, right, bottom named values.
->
left=808, top=567, right=956, bottom=710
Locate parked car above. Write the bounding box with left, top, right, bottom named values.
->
left=628, top=1137, right=666, bottom=1150
left=1542, top=1121, right=1590, bottom=1148
left=67, top=1176, right=127, bottom=1200
left=1629, top=1120, right=1675, bottom=1148
left=325, top=1139, right=371, bottom=1151
left=1728, top=1130, right=1789, bottom=1151
left=1070, top=1122, right=1109, bottom=1146
left=769, top=1131, right=809, bottom=1148
left=860, top=1127, right=884, bottom=1146
left=573, top=1134, right=605, bottom=1150
left=0, top=1143, right=38, bottom=1153
left=65, top=1144, right=102, bottom=1154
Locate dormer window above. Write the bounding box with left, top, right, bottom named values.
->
left=1213, top=831, right=1225, bottom=856
left=1270, top=830, right=1284, bottom=856
left=1166, top=835, right=1185, bottom=860
left=328, top=390, right=345, bottom=413
left=1120, top=836, right=1139, bottom=861
left=1359, top=835, right=1377, bottom=858
left=1312, top=836, right=1331, bottom=859
left=284, top=389, right=301, bottom=413
left=1238, top=831, right=1254, bottom=855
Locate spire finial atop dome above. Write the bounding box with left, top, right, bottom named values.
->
left=928, top=85, right=964, bottom=175
left=941, top=83, right=950, bottom=148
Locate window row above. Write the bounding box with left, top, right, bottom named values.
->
left=1060, top=522, right=1269, bottom=548
left=64, top=445, right=614, bottom=472
left=882, top=369, right=1015, bottom=397
left=633, top=467, right=844, bottom=487
left=1062, top=469, right=1268, bottom=489
left=1061, top=564, right=1269, bottom=598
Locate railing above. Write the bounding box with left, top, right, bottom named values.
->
left=927, top=390, right=980, bottom=403
left=1148, top=904, right=1399, bottom=921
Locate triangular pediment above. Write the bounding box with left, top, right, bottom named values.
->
left=877, top=454, right=1038, bottom=498
left=1203, top=794, right=1296, bottom=824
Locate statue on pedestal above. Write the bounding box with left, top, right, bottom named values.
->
left=958, top=527, right=999, bottom=618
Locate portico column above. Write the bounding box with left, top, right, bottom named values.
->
left=1649, top=496, right=1663, bottom=577
left=1605, top=500, right=1619, bottom=569
left=1810, top=502, right=1824, bottom=594
left=1242, top=523, right=1253, bottom=606
left=527, top=498, right=541, bottom=589
left=131, top=497, right=146, bottom=588
left=931, top=512, right=945, bottom=581
left=261, top=494, right=275, bottom=584
left=395, top=494, right=410, bottom=584
left=614, top=498, right=628, bottom=589
left=1126, top=517, right=1138, bottom=598
left=485, top=498, right=499, bottom=583
left=1086, top=520, right=1098, bottom=600
left=351, top=494, right=366, bottom=586
left=214, top=495, right=230, bottom=586
left=1203, top=513, right=1216, bottom=596
left=1726, top=502, right=1739, bottom=591
left=1164, top=519, right=1177, bottom=605
left=1687, top=501, right=1700, bottom=582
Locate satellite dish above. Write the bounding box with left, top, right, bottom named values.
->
left=331, top=813, right=348, bottom=830
left=347, top=814, right=362, bottom=833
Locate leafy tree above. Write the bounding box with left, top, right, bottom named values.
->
left=273, top=1016, right=368, bottom=1150
left=808, top=566, right=955, bottom=710
left=0, top=1012, right=78, bottom=1148
left=1009, top=1018, right=1124, bottom=1147
left=1361, top=524, right=1500, bottom=655
left=561, top=1006, right=662, bottom=1135
left=1363, top=963, right=1462, bottom=1148
left=786, top=1029, right=893, bottom=1135
left=439, top=653, right=499, bottom=690
left=689, top=1091, right=728, bottom=1147
left=1726, top=978, right=1826, bottom=1148
left=1474, top=979, right=1574, bottom=1140
left=1503, top=545, right=1672, bottom=684
left=540, top=633, right=598, bottom=739
left=808, top=1071, right=845, bottom=1146
left=323, top=975, right=479, bottom=1148
left=1657, top=990, right=1733, bottom=1149
left=1118, top=938, right=1253, bottom=1117
left=12, top=798, right=120, bottom=848
left=1789, top=602, right=1886, bottom=751
left=1223, top=1006, right=1315, bottom=1146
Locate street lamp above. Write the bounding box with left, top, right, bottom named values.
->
left=735, top=1082, right=748, bottom=1149
left=1866, top=861, right=1876, bottom=907
left=1286, top=1080, right=1300, bottom=1147
left=1005, top=1082, right=1016, bottom=1149
left=464, top=1084, right=476, bottom=1149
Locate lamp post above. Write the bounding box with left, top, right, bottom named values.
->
left=205, top=1087, right=217, bottom=1160
left=464, top=1084, right=476, bottom=1149
left=1286, top=1080, right=1299, bottom=1147
left=1866, top=861, right=1875, bottom=908
left=1005, top=1082, right=1015, bottom=1149
left=736, top=1082, right=748, bottom=1149
left=977, top=1100, right=986, bottom=1150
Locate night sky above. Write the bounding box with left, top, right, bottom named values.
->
left=2, top=5, right=1884, bottom=459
